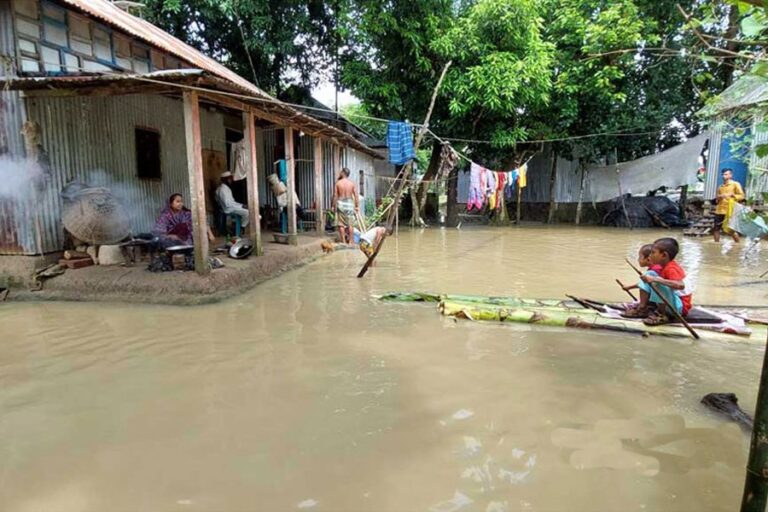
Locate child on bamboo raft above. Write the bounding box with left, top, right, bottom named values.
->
left=622, top=237, right=693, bottom=326
left=621, top=244, right=661, bottom=296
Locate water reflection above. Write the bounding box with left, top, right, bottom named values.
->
left=0, top=227, right=764, bottom=511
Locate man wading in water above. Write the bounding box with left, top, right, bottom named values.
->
left=333, top=168, right=359, bottom=245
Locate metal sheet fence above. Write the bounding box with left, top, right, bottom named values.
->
left=20, top=93, right=224, bottom=254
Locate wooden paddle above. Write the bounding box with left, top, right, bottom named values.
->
left=615, top=279, right=638, bottom=301
left=625, top=258, right=699, bottom=340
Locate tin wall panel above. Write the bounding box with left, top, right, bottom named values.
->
left=749, top=117, right=768, bottom=198
left=22, top=93, right=224, bottom=253
left=323, top=140, right=335, bottom=210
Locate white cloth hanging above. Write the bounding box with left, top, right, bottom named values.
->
left=230, top=140, right=248, bottom=181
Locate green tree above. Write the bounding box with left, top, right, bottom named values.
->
left=141, top=0, right=337, bottom=95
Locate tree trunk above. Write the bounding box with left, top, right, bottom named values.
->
left=446, top=166, right=459, bottom=227
left=575, top=160, right=586, bottom=225
left=408, top=183, right=424, bottom=227
left=723, top=5, right=740, bottom=88
left=679, top=185, right=688, bottom=222
left=547, top=148, right=558, bottom=224
left=409, top=142, right=442, bottom=226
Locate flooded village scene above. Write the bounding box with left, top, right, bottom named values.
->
left=4, top=1, right=768, bottom=511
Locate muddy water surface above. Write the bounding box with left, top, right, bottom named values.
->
left=1, top=227, right=766, bottom=511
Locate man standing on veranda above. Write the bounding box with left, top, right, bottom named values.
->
left=333, top=167, right=359, bottom=244
left=713, top=168, right=745, bottom=243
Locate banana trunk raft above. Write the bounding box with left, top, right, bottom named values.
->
left=377, top=292, right=768, bottom=341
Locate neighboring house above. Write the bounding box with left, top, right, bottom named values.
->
left=0, top=0, right=380, bottom=273
left=698, top=74, right=768, bottom=201
left=277, top=86, right=396, bottom=211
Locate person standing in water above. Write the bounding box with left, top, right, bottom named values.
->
left=713, top=168, right=745, bottom=243
left=332, top=167, right=359, bottom=244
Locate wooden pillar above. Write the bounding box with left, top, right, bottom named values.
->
left=183, top=91, right=210, bottom=275
left=284, top=126, right=298, bottom=245
left=244, top=110, right=263, bottom=255
left=313, top=137, right=325, bottom=235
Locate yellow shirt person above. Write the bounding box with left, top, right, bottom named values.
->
left=713, top=168, right=745, bottom=243
left=715, top=182, right=745, bottom=214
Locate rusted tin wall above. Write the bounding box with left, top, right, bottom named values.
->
left=343, top=147, right=376, bottom=211
left=21, top=93, right=224, bottom=254
left=322, top=140, right=336, bottom=211
left=0, top=0, right=33, bottom=255
left=258, top=127, right=324, bottom=210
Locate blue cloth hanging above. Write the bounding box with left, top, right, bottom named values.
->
left=386, top=121, right=415, bottom=165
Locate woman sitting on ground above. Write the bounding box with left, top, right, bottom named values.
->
left=154, top=193, right=216, bottom=250
left=154, top=193, right=193, bottom=246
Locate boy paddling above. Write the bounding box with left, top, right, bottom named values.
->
left=622, top=238, right=693, bottom=326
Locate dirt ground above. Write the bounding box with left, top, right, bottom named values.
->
left=8, top=234, right=332, bottom=306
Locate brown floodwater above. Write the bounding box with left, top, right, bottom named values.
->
left=1, top=226, right=766, bottom=512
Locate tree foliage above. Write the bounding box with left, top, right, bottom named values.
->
left=141, top=0, right=337, bottom=95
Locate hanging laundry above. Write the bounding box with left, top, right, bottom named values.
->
left=486, top=169, right=497, bottom=197
left=518, top=164, right=528, bottom=188
left=494, top=172, right=506, bottom=209
left=505, top=170, right=518, bottom=200
left=467, top=163, right=486, bottom=212
left=386, top=121, right=415, bottom=165
left=230, top=140, right=248, bottom=181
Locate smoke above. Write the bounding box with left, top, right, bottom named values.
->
left=0, top=156, right=45, bottom=202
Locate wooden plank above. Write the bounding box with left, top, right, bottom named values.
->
left=313, top=136, right=325, bottom=235
left=183, top=90, right=210, bottom=275
left=243, top=110, right=263, bottom=255
left=284, top=126, right=298, bottom=245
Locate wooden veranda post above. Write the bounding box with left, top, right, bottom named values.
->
left=284, top=126, right=298, bottom=245
left=740, top=331, right=768, bottom=512
left=243, top=110, right=263, bottom=255
left=183, top=90, right=210, bottom=275
left=314, top=137, right=325, bottom=235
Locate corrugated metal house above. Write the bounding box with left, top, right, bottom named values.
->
left=699, top=74, right=768, bottom=200
left=0, top=0, right=380, bottom=271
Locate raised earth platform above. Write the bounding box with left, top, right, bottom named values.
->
left=5, top=234, right=330, bottom=306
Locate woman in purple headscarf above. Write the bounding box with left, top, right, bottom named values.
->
left=153, top=193, right=193, bottom=246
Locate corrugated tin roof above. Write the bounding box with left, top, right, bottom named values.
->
left=60, top=0, right=265, bottom=97
left=698, top=74, right=768, bottom=118
left=54, top=0, right=381, bottom=158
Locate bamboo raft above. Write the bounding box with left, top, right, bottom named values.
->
left=377, top=292, right=768, bottom=341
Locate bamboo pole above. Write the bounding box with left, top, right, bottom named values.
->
left=547, top=148, right=558, bottom=224
left=616, top=279, right=638, bottom=301
left=625, top=258, right=699, bottom=340
left=516, top=181, right=522, bottom=225
left=616, top=149, right=632, bottom=230
left=357, top=60, right=452, bottom=278
left=741, top=330, right=768, bottom=512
